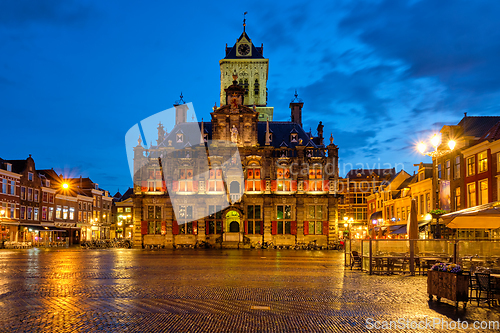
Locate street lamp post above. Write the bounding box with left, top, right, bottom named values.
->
left=417, top=133, right=456, bottom=239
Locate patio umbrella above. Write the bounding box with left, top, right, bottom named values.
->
left=407, top=198, right=419, bottom=275
left=407, top=199, right=419, bottom=240
left=442, top=207, right=500, bottom=229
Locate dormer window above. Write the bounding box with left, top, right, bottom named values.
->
left=46, top=180, right=50, bottom=187
left=6, top=163, right=11, bottom=172
left=291, top=133, right=298, bottom=142
left=176, top=133, right=183, bottom=143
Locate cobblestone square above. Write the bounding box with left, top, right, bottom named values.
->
left=0, top=248, right=498, bottom=332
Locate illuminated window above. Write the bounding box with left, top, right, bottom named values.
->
left=478, top=151, right=488, bottom=173
left=42, top=207, right=47, bottom=220
left=28, top=188, right=32, bottom=201
left=307, top=205, right=324, bottom=235
left=20, top=206, right=26, bottom=219
left=208, top=168, right=224, bottom=192
left=466, top=157, right=475, bottom=176
left=455, top=187, right=461, bottom=210
left=56, top=206, right=61, bottom=219
left=34, top=189, right=39, bottom=202
left=207, top=205, right=223, bottom=234
left=21, top=186, right=25, bottom=200
left=34, top=208, right=39, bottom=221
left=49, top=207, right=54, bottom=221
left=479, top=180, right=488, bottom=205
left=276, top=205, right=292, bottom=234
left=308, top=165, right=323, bottom=191
left=178, top=205, right=193, bottom=234
left=245, top=166, right=261, bottom=192
left=69, top=207, right=75, bottom=220
left=63, top=206, right=68, bottom=219
left=246, top=205, right=262, bottom=234
left=147, top=206, right=162, bottom=235
left=27, top=207, right=32, bottom=220
left=178, top=168, right=194, bottom=192
left=148, top=168, right=163, bottom=192
left=277, top=167, right=291, bottom=191
left=467, top=183, right=476, bottom=207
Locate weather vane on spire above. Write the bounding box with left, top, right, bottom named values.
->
left=243, top=12, right=248, bottom=32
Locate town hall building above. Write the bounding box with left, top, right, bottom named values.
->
left=131, top=24, right=340, bottom=248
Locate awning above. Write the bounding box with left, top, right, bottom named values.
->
left=443, top=206, right=500, bottom=229
left=21, top=225, right=67, bottom=232
left=389, top=221, right=430, bottom=235
left=369, top=211, right=382, bottom=221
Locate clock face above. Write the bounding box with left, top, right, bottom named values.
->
left=238, top=44, right=250, bottom=56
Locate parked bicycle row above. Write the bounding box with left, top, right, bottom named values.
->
left=80, top=239, right=133, bottom=249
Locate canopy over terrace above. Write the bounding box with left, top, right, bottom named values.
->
left=442, top=203, right=500, bottom=229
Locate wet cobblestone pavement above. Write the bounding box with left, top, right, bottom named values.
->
left=0, top=249, right=499, bottom=332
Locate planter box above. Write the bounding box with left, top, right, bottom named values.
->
left=427, top=270, right=469, bottom=308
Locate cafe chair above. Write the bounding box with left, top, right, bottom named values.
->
left=475, top=273, right=500, bottom=307
left=392, top=257, right=408, bottom=275
left=350, top=251, right=362, bottom=270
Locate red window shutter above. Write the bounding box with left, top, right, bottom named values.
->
left=271, top=221, right=277, bottom=235
left=172, top=220, right=179, bottom=235
left=303, top=221, right=309, bottom=235
left=244, top=220, right=248, bottom=234
left=141, top=221, right=148, bottom=235
left=260, top=221, right=264, bottom=235
left=261, top=179, right=266, bottom=191
left=322, top=221, right=329, bottom=235
left=271, top=180, right=277, bottom=191
left=161, top=221, right=166, bottom=235
left=172, top=180, right=179, bottom=192
left=323, top=179, right=329, bottom=191
left=192, top=221, right=197, bottom=235
left=141, top=181, right=147, bottom=192
left=303, top=180, right=309, bottom=191
left=291, top=221, right=297, bottom=235
left=205, top=221, right=209, bottom=235
left=193, top=181, right=199, bottom=192
left=291, top=180, right=297, bottom=192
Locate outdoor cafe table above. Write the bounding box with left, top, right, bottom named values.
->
left=372, top=256, right=406, bottom=275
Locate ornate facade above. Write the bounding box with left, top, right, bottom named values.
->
left=132, top=27, right=340, bottom=248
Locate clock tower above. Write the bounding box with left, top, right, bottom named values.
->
left=219, top=23, right=273, bottom=121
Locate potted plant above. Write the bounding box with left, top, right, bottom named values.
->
left=427, top=263, right=468, bottom=308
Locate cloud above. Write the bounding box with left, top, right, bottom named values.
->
left=339, top=0, right=500, bottom=103
left=0, top=0, right=94, bottom=27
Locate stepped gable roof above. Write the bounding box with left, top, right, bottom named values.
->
left=458, top=116, right=500, bottom=138
left=224, top=32, right=264, bottom=60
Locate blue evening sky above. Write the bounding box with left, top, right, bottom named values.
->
left=2, top=0, right=500, bottom=193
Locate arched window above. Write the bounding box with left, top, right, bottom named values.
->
left=254, top=79, right=260, bottom=96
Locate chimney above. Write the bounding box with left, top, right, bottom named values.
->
left=289, top=90, right=303, bottom=128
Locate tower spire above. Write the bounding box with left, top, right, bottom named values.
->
left=243, top=12, right=248, bottom=32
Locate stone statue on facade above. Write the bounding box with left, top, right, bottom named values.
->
left=231, top=125, right=239, bottom=143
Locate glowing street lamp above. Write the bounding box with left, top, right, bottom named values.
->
left=417, top=133, right=456, bottom=157
left=62, top=183, right=69, bottom=190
